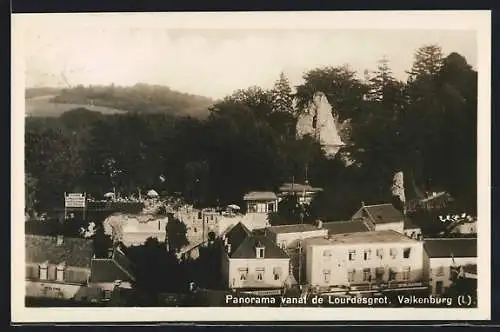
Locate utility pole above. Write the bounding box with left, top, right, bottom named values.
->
left=298, top=203, right=305, bottom=288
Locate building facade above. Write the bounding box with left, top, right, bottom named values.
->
left=305, top=230, right=426, bottom=294
left=221, top=223, right=291, bottom=295
left=26, top=234, right=136, bottom=303
left=25, top=235, right=94, bottom=301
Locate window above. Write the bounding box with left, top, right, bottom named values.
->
left=198, top=212, right=202, bottom=219
left=256, top=267, right=265, bottom=281
left=256, top=247, right=265, bottom=258
left=323, top=250, right=332, bottom=260
left=239, top=268, right=248, bottom=281
left=410, top=232, right=416, bottom=239
left=435, top=280, right=444, bottom=294
left=390, top=248, right=397, bottom=259
left=280, top=241, right=287, bottom=249
left=56, top=264, right=65, bottom=282
left=375, top=267, right=385, bottom=281
left=402, top=267, right=411, bottom=281
left=103, top=290, right=112, bottom=299
left=348, top=250, right=356, bottom=261
left=248, top=203, right=258, bottom=213
left=267, top=203, right=275, bottom=212
left=210, top=215, right=214, bottom=221
left=323, top=269, right=331, bottom=283
left=364, top=249, right=372, bottom=260
left=273, top=267, right=282, bottom=280
left=403, top=248, right=411, bottom=259
left=376, top=248, right=384, bottom=259
left=436, top=266, right=445, bottom=276
left=347, top=269, right=356, bottom=282
left=363, top=268, right=372, bottom=282
left=39, top=263, right=48, bottom=280
left=388, top=269, right=397, bottom=281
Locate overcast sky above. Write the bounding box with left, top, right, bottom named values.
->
left=19, top=13, right=478, bottom=99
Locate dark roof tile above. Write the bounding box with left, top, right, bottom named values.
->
left=424, top=238, right=477, bottom=258
left=322, top=220, right=370, bottom=235
left=267, top=224, right=320, bottom=234
left=25, top=234, right=93, bottom=268
left=226, top=223, right=288, bottom=259
left=356, top=204, right=404, bottom=224
left=90, top=249, right=135, bottom=283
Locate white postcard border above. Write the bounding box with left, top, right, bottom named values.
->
left=11, top=10, right=491, bottom=322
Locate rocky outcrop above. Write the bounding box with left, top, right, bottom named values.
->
left=296, top=92, right=345, bottom=158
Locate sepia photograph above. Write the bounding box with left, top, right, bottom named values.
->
left=11, top=10, right=491, bottom=322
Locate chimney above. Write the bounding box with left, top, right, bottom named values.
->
left=56, top=235, right=64, bottom=246
left=361, top=201, right=365, bottom=207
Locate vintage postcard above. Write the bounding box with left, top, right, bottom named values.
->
left=11, top=10, right=491, bottom=323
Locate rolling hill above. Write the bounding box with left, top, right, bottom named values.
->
left=25, top=84, right=215, bottom=118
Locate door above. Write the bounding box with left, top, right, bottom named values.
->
left=435, top=281, right=444, bottom=295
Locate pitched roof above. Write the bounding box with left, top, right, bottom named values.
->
left=243, top=191, right=277, bottom=201
left=225, top=222, right=252, bottom=251
left=230, top=234, right=289, bottom=259
left=225, top=222, right=288, bottom=259
left=90, top=248, right=136, bottom=283
left=355, top=204, right=404, bottom=224
left=25, top=234, right=93, bottom=268
left=322, top=220, right=370, bottom=235
left=424, top=238, right=477, bottom=258
left=267, top=223, right=321, bottom=234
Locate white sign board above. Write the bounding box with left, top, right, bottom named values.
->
left=65, top=193, right=86, bottom=208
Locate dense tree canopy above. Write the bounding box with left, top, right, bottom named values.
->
left=25, top=45, right=478, bottom=220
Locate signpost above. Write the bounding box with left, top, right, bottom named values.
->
left=64, top=192, right=87, bottom=220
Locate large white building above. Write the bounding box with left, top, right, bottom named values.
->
left=220, top=222, right=292, bottom=295
left=305, top=230, right=426, bottom=294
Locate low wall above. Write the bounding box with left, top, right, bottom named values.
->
left=26, top=280, right=99, bottom=302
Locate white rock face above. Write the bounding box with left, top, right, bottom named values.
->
left=391, top=171, right=406, bottom=204
left=296, top=91, right=345, bottom=158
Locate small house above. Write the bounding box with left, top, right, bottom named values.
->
left=220, top=223, right=291, bottom=295
left=423, top=238, right=477, bottom=295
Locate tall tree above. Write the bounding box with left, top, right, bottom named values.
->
left=407, top=44, right=444, bottom=82
left=271, top=71, right=294, bottom=113
left=166, top=216, right=189, bottom=253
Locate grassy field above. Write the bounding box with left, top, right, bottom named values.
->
left=25, top=95, right=127, bottom=117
